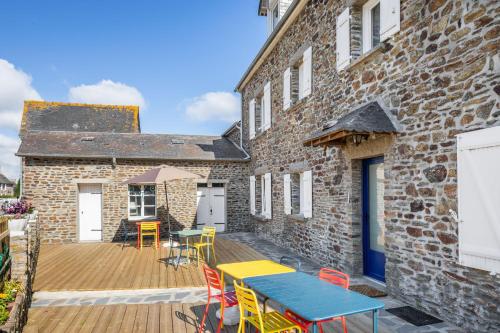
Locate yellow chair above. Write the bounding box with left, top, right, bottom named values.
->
left=140, top=222, right=158, bottom=250
left=233, top=281, right=301, bottom=333
left=194, top=226, right=216, bottom=266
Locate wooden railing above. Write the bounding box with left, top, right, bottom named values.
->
left=0, top=216, right=11, bottom=284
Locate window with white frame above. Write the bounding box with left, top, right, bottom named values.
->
left=283, top=46, right=312, bottom=110
left=250, top=173, right=272, bottom=219
left=336, top=0, right=400, bottom=70
left=284, top=170, right=312, bottom=218
left=249, top=82, right=272, bottom=139
left=272, top=2, right=280, bottom=29
left=128, top=184, right=156, bottom=219
left=457, top=126, right=500, bottom=273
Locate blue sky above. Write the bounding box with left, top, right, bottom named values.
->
left=0, top=0, right=267, bottom=179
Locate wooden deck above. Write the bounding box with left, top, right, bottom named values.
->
left=34, top=238, right=267, bottom=291
left=24, top=303, right=388, bottom=333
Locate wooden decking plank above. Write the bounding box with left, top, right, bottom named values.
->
left=132, top=303, right=149, bottom=333
left=64, top=306, right=94, bottom=333
left=90, top=304, right=115, bottom=332
left=159, top=303, right=174, bottom=333
left=146, top=303, right=160, bottom=333
left=171, top=303, right=187, bottom=333
left=105, top=304, right=127, bottom=333
left=78, top=305, right=105, bottom=333
left=52, top=306, right=82, bottom=333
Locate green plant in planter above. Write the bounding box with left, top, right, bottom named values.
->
left=0, top=304, right=9, bottom=325
left=2, top=281, right=22, bottom=301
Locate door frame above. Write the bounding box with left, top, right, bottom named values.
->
left=362, top=156, right=386, bottom=282
left=77, top=183, right=103, bottom=242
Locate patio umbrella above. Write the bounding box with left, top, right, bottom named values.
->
left=123, top=165, right=202, bottom=237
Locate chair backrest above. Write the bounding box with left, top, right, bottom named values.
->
left=279, top=256, right=301, bottom=271
left=120, top=219, right=129, bottom=234
left=318, top=268, right=350, bottom=289
left=233, top=281, right=264, bottom=331
left=140, top=222, right=157, bottom=231
left=202, top=264, right=222, bottom=293
left=201, top=226, right=216, bottom=244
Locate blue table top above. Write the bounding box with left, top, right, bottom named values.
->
left=171, top=229, right=203, bottom=237
left=243, top=272, right=384, bottom=322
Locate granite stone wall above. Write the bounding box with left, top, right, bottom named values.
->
left=22, top=158, right=251, bottom=243
left=240, top=0, right=499, bottom=331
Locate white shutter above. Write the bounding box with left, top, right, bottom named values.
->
left=302, top=170, right=313, bottom=218
left=264, top=172, right=272, bottom=219
left=283, top=67, right=291, bottom=110
left=263, top=82, right=272, bottom=130
left=249, top=99, right=256, bottom=139
left=261, top=176, right=266, bottom=215
left=336, top=8, right=351, bottom=71
left=284, top=174, right=291, bottom=215
left=380, top=0, right=400, bottom=41
left=249, top=176, right=256, bottom=215
left=302, top=46, right=312, bottom=97
left=457, top=126, right=500, bottom=272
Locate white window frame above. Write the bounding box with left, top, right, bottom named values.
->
left=362, top=0, right=381, bottom=54
left=271, top=1, right=280, bottom=29
left=284, top=170, right=312, bottom=218
left=128, top=184, right=157, bottom=220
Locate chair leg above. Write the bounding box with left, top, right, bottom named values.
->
left=342, top=316, right=347, bottom=333
left=175, top=246, right=183, bottom=270
left=216, top=303, right=224, bottom=333
left=211, top=246, right=216, bottom=263
left=199, top=299, right=210, bottom=333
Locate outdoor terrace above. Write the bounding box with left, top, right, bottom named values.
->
left=24, top=233, right=462, bottom=333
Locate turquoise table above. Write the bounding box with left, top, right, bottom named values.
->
left=170, top=229, right=203, bottom=264
left=243, top=272, right=384, bottom=333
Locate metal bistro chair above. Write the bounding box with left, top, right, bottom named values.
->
left=199, top=264, right=238, bottom=333
left=279, top=256, right=302, bottom=271
left=233, top=281, right=302, bottom=333
left=120, top=219, right=138, bottom=249
left=285, top=268, right=350, bottom=333
left=193, top=226, right=217, bottom=266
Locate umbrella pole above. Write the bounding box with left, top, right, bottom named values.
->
left=164, top=181, right=171, bottom=240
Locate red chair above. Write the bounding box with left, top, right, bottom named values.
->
left=199, top=264, right=238, bottom=333
left=285, top=268, right=350, bottom=333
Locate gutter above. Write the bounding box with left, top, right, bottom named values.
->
left=235, top=0, right=307, bottom=92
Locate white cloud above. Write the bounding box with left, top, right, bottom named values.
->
left=0, top=59, right=42, bottom=130
left=0, top=134, right=20, bottom=181
left=68, top=80, right=146, bottom=109
left=184, top=92, right=240, bottom=123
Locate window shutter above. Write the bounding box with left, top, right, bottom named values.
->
left=249, top=176, right=256, bottom=215
left=457, top=126, right=500, bottom=272
left=264, top=172, right=272, bottom=219
left=263, top=81, right=272, bottom=130
left=284, top=174, right=291, bottom=215
left=283, top=67, right=291, bottom=110
left=336, top=8, right=351, bottom=71
left=249, top=99, right=256, bottom=139
left=302, top=170, right=313, bottom=218
left=302, top=46, right=312, bottom=97
left=380, top=0, right=400, bottom=41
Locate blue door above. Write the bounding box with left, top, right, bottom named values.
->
left=362, top=157, right=386, bottom=282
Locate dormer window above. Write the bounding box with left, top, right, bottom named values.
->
left=272, top=3, right=280, bottom=29
left=261, top=0, right=293, bottom=35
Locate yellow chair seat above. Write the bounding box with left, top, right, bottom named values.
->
left=246, top=311, right=301, bottom=333
left=194, top=242, right=210, bottom=248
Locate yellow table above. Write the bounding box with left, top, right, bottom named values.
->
left=217, top=260, right=295, bottom=288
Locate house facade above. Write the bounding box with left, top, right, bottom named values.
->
left=237, top=0, right=499, bottom=332
left=0, top=173, right=15, bottom=197
left=17, top=101, right=251, bottom=243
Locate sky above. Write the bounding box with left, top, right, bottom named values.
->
left=0, top=0, right=267, bottom=180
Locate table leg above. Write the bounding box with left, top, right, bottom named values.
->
left=312, top=322, right=318, bottom=333
left=186, top=237, right=190, bottom=263
left=137, top=225, right=140, bottom=249
left=373, top=309, right=379, bottom=333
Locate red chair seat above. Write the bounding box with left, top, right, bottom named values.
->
left=214, top=290, right=238, bottom=307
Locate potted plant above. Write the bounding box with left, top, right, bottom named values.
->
left=3, top=200, right=32, bottom=236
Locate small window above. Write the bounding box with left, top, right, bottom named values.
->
left=128, top=184, right=156, bottom=219
left=362, top=0, right=381, bottom=53
left=284, top=171, right=312, bottom=218
left=250, top=173, right=272, bottom=218
left=272, top=3, right=280, bottom=29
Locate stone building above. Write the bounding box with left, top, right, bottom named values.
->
left=17, top=101, right=250, bottom=243
left=236, top=0, right=499, bottom=331
left=0, top=173, right=15, bottom=197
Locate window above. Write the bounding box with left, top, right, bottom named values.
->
left=283, top=47, right=312, bottom=109
left=249, top=82, right=271, bottom=139
left=457, top=127, right=500, bottom=272
left=250, top=173, right=272, bottom=219
left=272, top=3, right=280, bottom=29
left=128, top=184, right=156, bottom=219
left=284, top=171, right=312, bottom=218
left=362, top=0, right=381, bottom=53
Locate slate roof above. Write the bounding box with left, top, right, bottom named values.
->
left=0, top=173, right=14, bottom=185
left=16, top=131, right=249, bottom=161
left=20, top=101, right=140, bottom=137
left=304, top=101, right=399, bottom=145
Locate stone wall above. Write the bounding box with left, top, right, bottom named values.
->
left=22, top=158, right=251, bottom=243
left=240, top=0, right=499, bottom=331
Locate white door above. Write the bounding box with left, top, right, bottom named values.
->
left=78, top=184, right=102, bottom=241
left=196, top=186, right=226, bottom=232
